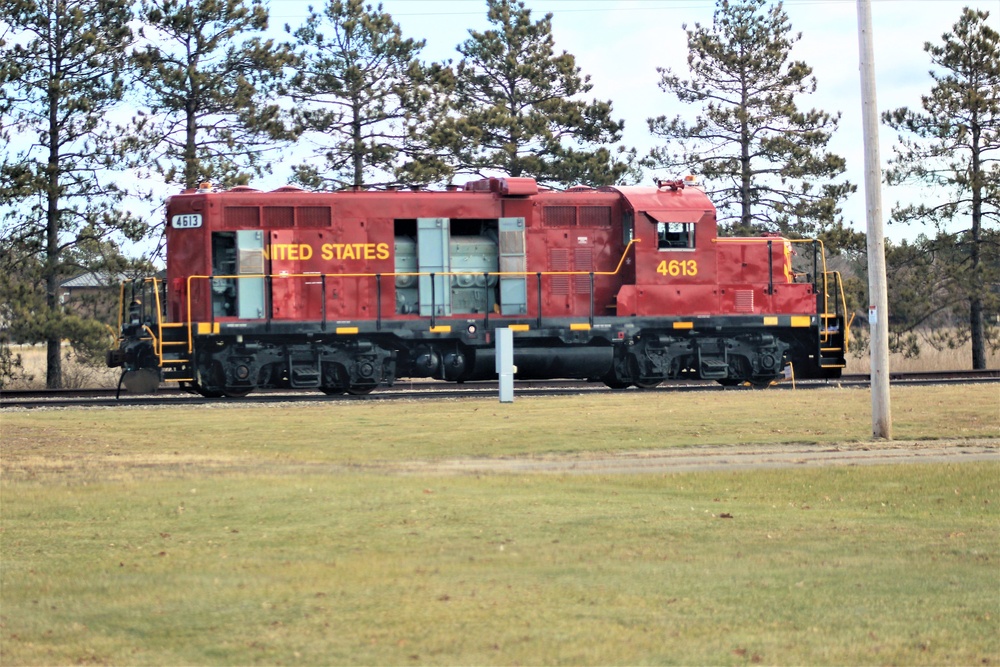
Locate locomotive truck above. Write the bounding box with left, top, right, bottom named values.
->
left=107, top=176, right=848, bottom=397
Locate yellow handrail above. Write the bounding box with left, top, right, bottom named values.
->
left=183, top=239, right=644, bottom=352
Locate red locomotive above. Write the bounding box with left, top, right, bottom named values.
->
left=108, top=177, right=848, bottom=396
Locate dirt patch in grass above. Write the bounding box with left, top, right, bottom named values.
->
left=4, top=433, right=996, bottom=483
left=393, top=439, right=1000, bottom=475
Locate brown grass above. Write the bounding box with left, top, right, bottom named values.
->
left=846, top=332, right=1000, bottom=374
left=5, top=344, right=120, bottom=389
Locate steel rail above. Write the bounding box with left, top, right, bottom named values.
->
left=3, top=370, right=997, bottom=410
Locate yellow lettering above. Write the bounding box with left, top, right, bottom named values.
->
left=342, top=244, right=356, bottom=260
left=364, top=243, right=374, bottom=260
left=321, top=243, right=334, bottom=261
left=376, top=242, right=390, bottom=260
left=299, top=244, right=313, bottom=260
left=656, top=259, right=698, bottom=278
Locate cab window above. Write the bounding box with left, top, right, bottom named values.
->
left=657, top=222, right=694, bottom=249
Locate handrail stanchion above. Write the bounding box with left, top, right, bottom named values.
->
left=589, top=272, right=595, bottom=326
left=430, top=272, right=436, bottom=328
left=767, top=240, right=774, bottom=295
left=321, top=274, right=327, bottom=331
left=536, top=272, right=542, bottom=328
left=484, top=272, right=490, bottom=331
left=376, top=274, right=382, bottom=331
left=266, top=275, right=272, bottom=332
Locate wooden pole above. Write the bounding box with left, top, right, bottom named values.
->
left=856, top=0, right=892, bottom=439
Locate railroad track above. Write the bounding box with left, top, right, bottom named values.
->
left=2, top=370, right=997, bottom=410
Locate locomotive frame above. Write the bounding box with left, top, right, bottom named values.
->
left=108, top=177, right=849, bottom=396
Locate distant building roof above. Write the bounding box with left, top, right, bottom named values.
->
left=60, top=272, right=127, bottom=289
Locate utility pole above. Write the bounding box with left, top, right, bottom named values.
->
left=856, top=0, right=892, bottom=439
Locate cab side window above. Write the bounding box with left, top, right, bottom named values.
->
left=657, top=222, right=694, bottom=249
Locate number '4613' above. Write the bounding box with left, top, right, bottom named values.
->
left=656, top=259, right=698, bottom=277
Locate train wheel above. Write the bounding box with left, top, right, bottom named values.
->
left=346, top=385, right=376, bottom=395
left=716, top=378, right=742, bottom=387
left=321, top=387, right=347, bottom=396
left=194, top=384, right=225, bottom=398
left=626, top=354, right=662, bottom=389
left=222, top=386, right=254, bottom=398
left=633, top=378, right=663, bottom=389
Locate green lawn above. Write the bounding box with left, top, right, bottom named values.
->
left=2, top=384, right=998, bottom=665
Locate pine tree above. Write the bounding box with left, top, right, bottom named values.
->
left=646, top=0, right=853, bottom=239
left=0, top=0, right=145, bottom=388
left=882, top=8, right=999, bottom=370
left=133, top=0, right=294, bottom=189
left=435, top=0, right=630, bottom=188
left=285, top=0, right=451, bottom=189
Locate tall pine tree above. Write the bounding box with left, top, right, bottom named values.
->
left=433, top=0, right=630, bottom=188
left=133, top=0, right=293, bottom=189
left=285, top=0, right=451, bottom=189
left=646, top=0, right=853, bottom=239
left=882, top=8, right=999, bottom=370
left=0, top=0, right=145, bottom=387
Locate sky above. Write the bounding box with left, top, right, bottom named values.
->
left=261, top=0, right=999, bottom=243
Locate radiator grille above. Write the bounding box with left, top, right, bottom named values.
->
left=298, top=207, right=331, bottom=227
left=579, top=206, right=611, bottom=227
left=264, top=206, right=294, bottom=228
left=224, top=206, right=260, bottom=228
left=544, top=206, right=576, bottom=227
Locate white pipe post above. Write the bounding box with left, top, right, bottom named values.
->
left=496, top=327, right=514, bottom=403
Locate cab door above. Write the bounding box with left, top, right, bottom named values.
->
left=267, top=230, right=323, bottom=320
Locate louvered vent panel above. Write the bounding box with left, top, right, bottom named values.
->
left=735, top=290, right=754, bottom=313
left=224, top=206, right=260, bottom=228
left=574, top=247, right=593, bottom=293
left=549, top=248, right=570, bottom=295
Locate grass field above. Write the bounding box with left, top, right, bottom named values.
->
left=2, top=386, right=999, bottom=665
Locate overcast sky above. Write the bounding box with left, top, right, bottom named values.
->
left=264, top=0, right=998, bottom=242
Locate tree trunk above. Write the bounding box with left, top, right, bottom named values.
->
left=970, top=295, right=985, bottom=369
left=739, top=76, right=752, bottom=233
left=352, top=101, right=363, bottom=188
left=185, top=94, right=199, bottom=189
left=46, top=35, right=62, bottom=389
left=969, top=113, right=985, bottom=370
